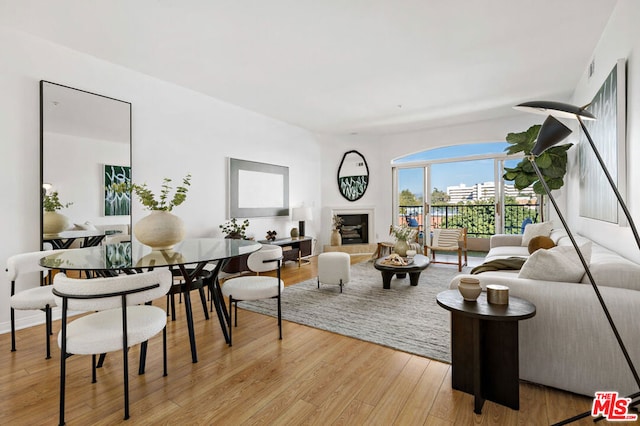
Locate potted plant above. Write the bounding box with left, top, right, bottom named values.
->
left=390, top=225, right=417, bottom=256
left=43, top=191, right=73, bottom=234
left=502, top=124, right=572, bottom=200
left=115, top=174, right=192, bottom=250
left=219, top=218, right=250, bottom=239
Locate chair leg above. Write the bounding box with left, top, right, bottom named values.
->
left=45, top=306, right=52, bottom=359
left=10, top=307, right=16, bottom=352
left=228, top=296, right=233, bottom=347
left=139, top=341, right=148, bottom=375
left=458, top=249, right=462, bottom=272
left=121, top=310, right=130, bottom=420
left=339, top=279, right=343, bottom=293
left=96, top=353, right=107, bottom=368
left=234, top=301, right=238, bottom=327
left=92, top=354, right=97, bottom=383
left=122, top=347, right=130, bottom=420
left=277, top=294, right=282, bottom=340
left=317, top=277, right=320, bottom=289
left=163, top=327, right=168, bottom=377
left=59, top=305, right=68, bottom=426
left=59, top=354, right=67, bottom=426
left=169, top=294, right=177, bottom=321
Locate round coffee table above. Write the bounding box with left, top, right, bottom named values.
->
left=373, top=254, right=430, bottom=289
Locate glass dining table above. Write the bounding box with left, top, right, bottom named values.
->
left=39, top=238, right=262, bottom=363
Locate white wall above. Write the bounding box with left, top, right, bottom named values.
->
left=0, top=27, right=321, bottom=333
left=566, top=0, right=640, bottom=263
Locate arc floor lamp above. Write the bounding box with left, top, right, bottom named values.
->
left=515, top=101, right=640, bottom=424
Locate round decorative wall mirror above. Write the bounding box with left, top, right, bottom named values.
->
left=337, top=150, right=369, bottom=201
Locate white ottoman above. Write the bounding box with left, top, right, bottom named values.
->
left=317, top=252, right=351, bottom=293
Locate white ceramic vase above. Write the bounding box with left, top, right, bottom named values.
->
left=458, top=277, right=482, bottom=301
left=393, top=239, right=409, bottom=257
left=134, top=210, right=185, bottom=250
left=43, top=211, right=69, bottom=234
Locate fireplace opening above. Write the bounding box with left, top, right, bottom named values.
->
left=338, top=214, right=368, bottom=245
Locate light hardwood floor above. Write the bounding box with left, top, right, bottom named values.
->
left=1, top=254, right=625, bottom=425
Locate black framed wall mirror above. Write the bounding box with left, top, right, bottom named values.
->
left=337, top=150, right=369, bottom=201
left=40, top=81, right=132, bottom=247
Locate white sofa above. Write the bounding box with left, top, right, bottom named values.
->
left=449, top=229, right=640, bottom=397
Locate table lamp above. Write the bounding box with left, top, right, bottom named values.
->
left=292, top=207, right=312, bottom=237
left=515, top=101, right=640, bottom=423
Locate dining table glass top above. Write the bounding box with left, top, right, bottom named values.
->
left=39, top=238, right=262, bottom=270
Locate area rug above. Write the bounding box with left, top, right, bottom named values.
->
left=238, top=261, right=471, bottom=363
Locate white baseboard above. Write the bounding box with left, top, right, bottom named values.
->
left=0, top=306, right=66, bottom=335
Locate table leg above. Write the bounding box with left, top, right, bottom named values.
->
left=472, top=318, right=485, bottom=414
left=450, top=313, right=521, bottom=413
left=210, top=259, right=231, bottom=344
left=178, top=264, right=207, bottom=364
left=182, top=289, right=198, bottom=363
left=381, top=271, right=394, bottom=289
left=408, top=272, right=421, bottom=286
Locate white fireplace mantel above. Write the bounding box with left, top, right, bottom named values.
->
left=331, top=207, right=375, bottom=244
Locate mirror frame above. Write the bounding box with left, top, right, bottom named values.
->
left=337, top=150, right=369, bottom=202
left=40, top=81, right=132, bottom=249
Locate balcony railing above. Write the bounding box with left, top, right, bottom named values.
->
left=399, top=203, right=540, bottom=237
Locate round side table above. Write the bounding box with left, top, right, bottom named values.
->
left=436, top=289, right=536, bottom=414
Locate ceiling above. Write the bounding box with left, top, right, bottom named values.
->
left=1, top=0, right=618, bottom=135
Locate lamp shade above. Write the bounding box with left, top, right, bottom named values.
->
left=531, top=115, right=573, bottom=156
left=514, top=100, right=596, bottom=121
left=292, top=207, right=312, bottom=221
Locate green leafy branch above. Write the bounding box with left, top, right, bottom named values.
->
left=111, top=173, right=192, bottom=212
left=43, top=191, right=73, bottom=212
left=502, top=125, right=572, bottom=195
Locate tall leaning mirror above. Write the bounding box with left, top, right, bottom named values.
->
left=40, top=81, right=132, bottom=249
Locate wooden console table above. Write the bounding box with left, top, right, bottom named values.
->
left=258, top=236, right=312, bottom=266
left=224, top=236, right=312, bottom=273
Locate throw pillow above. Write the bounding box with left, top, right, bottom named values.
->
left=521, top=221, right=553, bottom=247
left=527, top=235, right=556, bottom=254
left=518, top=242, right=592, bottom=283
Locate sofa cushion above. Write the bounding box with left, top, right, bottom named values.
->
left=528, top=235, right=556, bottom=254
left=521, top=221, right=553, bottom=246
left=582, top=251, right=640, bottom=291
left=549, top=229, right=567, bottom=244
left=519, top=242, right=592, bottom=283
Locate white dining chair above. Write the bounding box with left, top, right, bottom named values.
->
left=6, top=249, right=57, bottom=359
left=221, top=245, right=284, bottom=346
left=53, top=269, right=172, bottom=425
